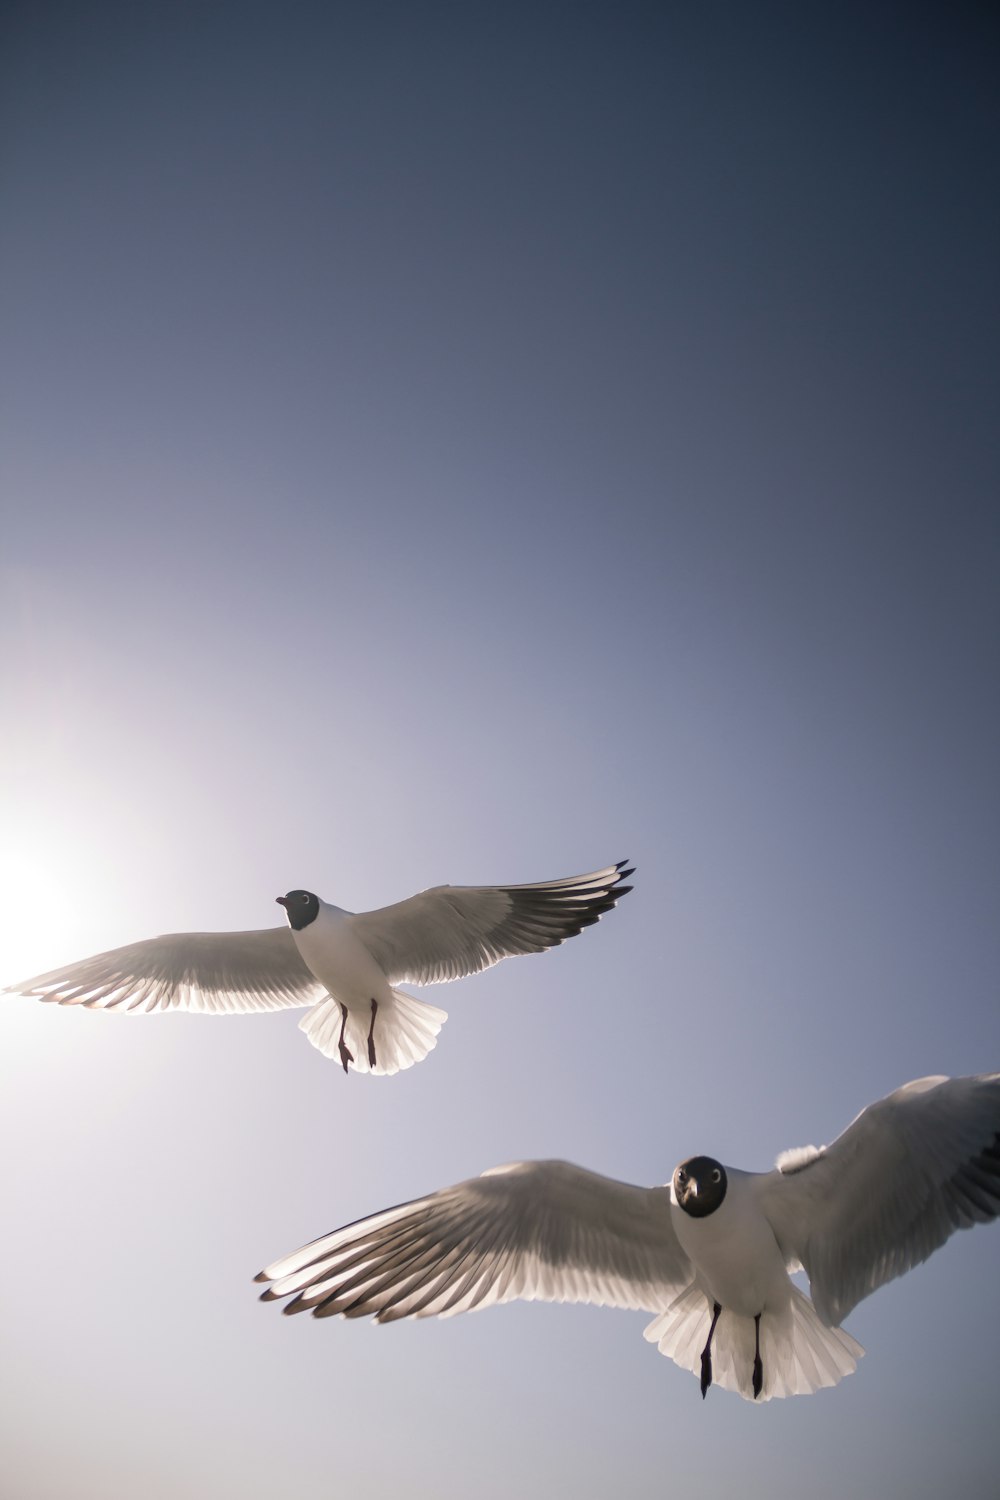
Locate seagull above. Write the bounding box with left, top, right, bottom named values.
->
left=4, top=861, right=633, bottom=1075
left=256, top=1072, right=1000, bottom=1399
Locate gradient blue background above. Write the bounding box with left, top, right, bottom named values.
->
left=1, top=3, right=998, bottom=1496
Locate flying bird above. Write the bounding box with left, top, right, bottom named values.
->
left=4, top=861, right=633, bottom=1075
left=256, top=1072, right=1000, bottom=1399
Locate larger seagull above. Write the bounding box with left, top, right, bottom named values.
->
left=256, top=1073, right=1000, bottom=1399
left=4, top=861, right=633, bottom=1075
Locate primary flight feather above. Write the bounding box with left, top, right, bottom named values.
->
left=5, top=860, right=633, bottom=1075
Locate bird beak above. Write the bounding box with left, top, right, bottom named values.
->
left=275, top=896, right=287, bottom=908
left=688, top=1180, right=699, bottom=1198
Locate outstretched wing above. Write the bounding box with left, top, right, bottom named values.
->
left=256, top=1158, right=687, bottom=1322
left=5, top=928, right=325, bottom=1014
left=349, top=861, right=634, bottom=987
left=756, top=1073, right=1000, bottom=1325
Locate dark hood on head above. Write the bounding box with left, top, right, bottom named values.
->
left=277, top=890, right=320, bottom=931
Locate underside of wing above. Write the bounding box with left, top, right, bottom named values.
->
left=758, top=1073, right=1000, bottom=1325
left=350, top=861, right=634, bottom=987
left=5, top=927, right=325, bottom=1014
left=256, top=1159, right=687, bottom=1322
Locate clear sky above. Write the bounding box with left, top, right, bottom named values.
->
left=1, top=3, right=998, bottom=1496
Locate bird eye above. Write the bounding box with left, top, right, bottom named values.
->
left=301, top=893, right=309, bottom=903
left=677, top=1169, right=687, bottom=1183
left=711, top=1168, right=721, bottom=1184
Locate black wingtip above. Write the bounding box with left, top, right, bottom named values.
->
left=283, top=1296, right=312, bottom=1317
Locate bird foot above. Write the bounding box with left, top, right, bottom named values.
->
left=752, top=1311, right=763, bottom=1398
left=367, top=998, right=378, bottom=1069
left=700, top=1301, right=721, bottom=1400
left=336, top=1003, right=354, bottom=1074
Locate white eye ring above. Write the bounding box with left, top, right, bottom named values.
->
left=301, top=893, right=310, bottom=903
left=711, top=1168, right=721, bottom=1184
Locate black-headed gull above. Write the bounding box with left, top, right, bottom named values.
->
left=5, top=861, right=633, bottom=1075
left=256, top=1073, right=1000, bottom=1398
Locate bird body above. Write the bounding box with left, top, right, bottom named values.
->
left=290, top=900, right=395, bottom=1011
left=670, top=1169, right=788, bottom=1320
left=660, top=1162, right=861, bottom=1398
left=278, top=895, right=438, bottom=1074
left=256, top=1073, right=999, bottom=1401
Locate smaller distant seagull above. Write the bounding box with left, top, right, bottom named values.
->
left=4, top=861, right=633, bottom=1075
left=256, top=1073, right=1000, bottom=1400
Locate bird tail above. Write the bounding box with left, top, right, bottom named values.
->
left=643, top=1281, right=864, bottom=1401
left=298, top=988, right=448, bottom=1076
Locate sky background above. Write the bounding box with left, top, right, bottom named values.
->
left=1, top=2, right=998, bottom=1496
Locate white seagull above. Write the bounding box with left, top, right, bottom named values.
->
left=256, top=1073, right=1000, bottom=1399
left=4, top=861, right=633, bottom=1075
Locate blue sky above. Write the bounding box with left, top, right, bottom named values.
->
left=1, top=3, right=998, bottom=1496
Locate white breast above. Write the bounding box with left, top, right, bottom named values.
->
left=670, top=1172, right=790, bottom=1317
left=292, top=902, right=395, bottom=1008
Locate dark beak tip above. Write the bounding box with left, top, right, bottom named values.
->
left=275, top=895, right=287, bottom=907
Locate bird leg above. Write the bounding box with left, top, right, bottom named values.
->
left=700, top=1302, right=722, bottom=1399
left=752, top=1312, right=763, bottom=1399
left=367, top=998, right=378, bottom=1069
left=338, top=1003, right=354, bottom=1074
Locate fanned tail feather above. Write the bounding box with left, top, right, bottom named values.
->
left=298, top=988, right=447, bottom=1076
left=643, top=1282, right=863, bottom=1401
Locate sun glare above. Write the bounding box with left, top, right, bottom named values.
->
left=0, top=840, right=114, bottom=987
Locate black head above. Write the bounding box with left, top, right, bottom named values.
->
left=276, top=890, right=320, bottom=931
left=673, top=1156, right=728, bottom=1219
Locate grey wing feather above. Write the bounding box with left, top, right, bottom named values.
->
left=349, top=861, right=634, bottom=986
left=256, top=1159, right=688, bottom=1322
left=4, top=928, right=325, bottom=1014
left=757, top=1073, right=1000, bottom=1325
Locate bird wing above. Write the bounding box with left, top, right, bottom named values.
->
left=256, top=1158, right=688, bottom=1322
left=755, top=1073, right=1000, bottom=1325
left=4, top=927, right=325, bottom=1014
left=348, top=861, right=633, bottom=986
